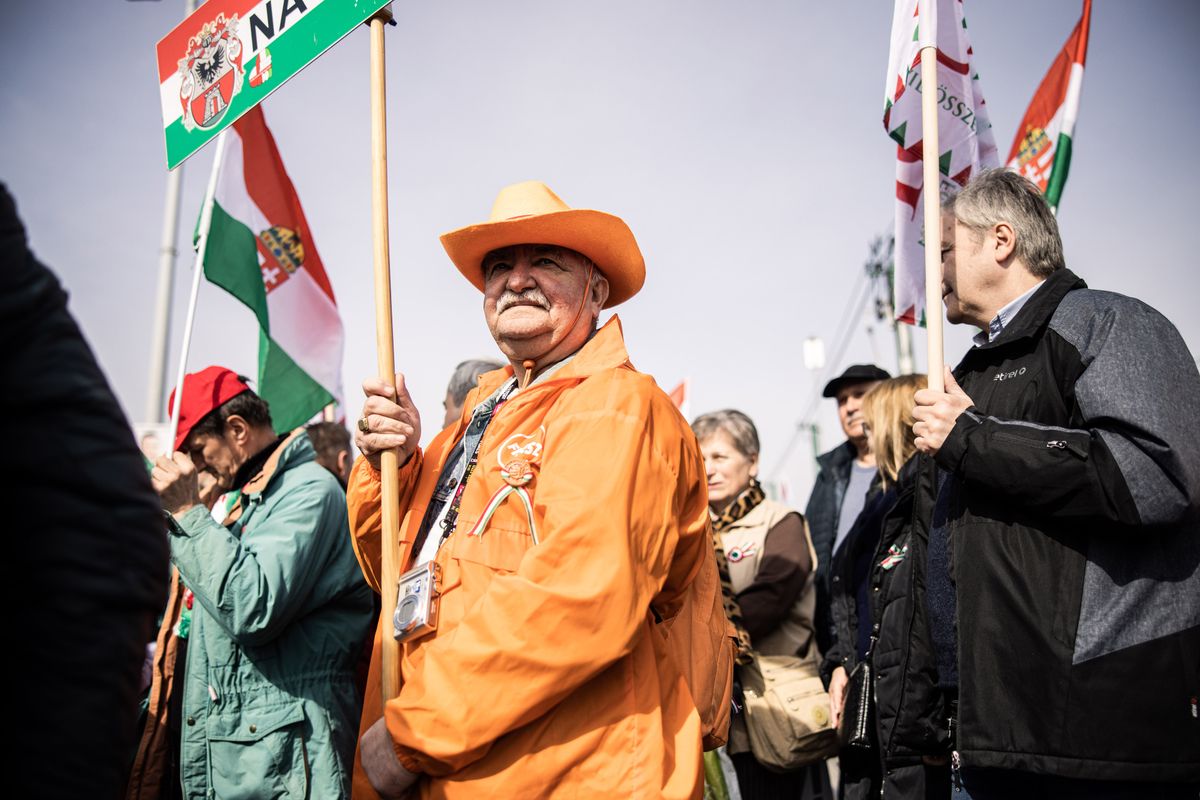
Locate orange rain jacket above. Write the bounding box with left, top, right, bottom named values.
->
left=346, top=317, right=731, bottom=799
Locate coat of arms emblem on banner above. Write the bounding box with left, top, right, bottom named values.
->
left=177, top=14, right=244, bottom=132
left=257, top=226, right=305, bottom=293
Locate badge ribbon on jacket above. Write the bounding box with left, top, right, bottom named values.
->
left=465, top=428, right=544, bottom=545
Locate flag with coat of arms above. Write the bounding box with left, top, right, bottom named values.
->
left=199, top=103, right=344, bottom=431
left=1006, top=0, right=1092, bottom=211
left=883, top=0, right=999, bottom=325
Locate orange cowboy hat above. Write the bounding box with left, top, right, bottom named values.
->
left=440, top=181, right=646, bottom=308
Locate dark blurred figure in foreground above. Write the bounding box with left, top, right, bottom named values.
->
left=307, top=419, right=354, bottom=488
left=2, top=184, right=168, bottom=798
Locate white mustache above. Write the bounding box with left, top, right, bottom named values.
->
left=497, top=289, right=550, bottom=314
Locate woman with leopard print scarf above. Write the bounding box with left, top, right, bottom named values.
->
left=692, top=409, right=828, bottom=800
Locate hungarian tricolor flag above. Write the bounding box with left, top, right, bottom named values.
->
left=1006, top=0, right=1092, bottom=211
left=201, top=104, right=343, bottom=431
left=883, top=0, right=999, bottom=325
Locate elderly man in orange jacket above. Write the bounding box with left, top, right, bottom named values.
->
left=348, top=182, right=734, bottom=799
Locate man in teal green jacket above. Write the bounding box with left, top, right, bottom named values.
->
left=139, top=366, right=372, bottom=800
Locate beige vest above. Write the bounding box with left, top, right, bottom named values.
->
left=719, top=498, right=819, bottom=658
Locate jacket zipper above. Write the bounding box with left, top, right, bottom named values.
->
left=992, top=430, right=1088, bottom=459
left=1047, top=438, right=1088, bottom=458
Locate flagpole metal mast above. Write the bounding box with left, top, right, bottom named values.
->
left=146, top=166, right=184, bottom=423
left=145, top=0, right=199, bottom=424
left=166, top=130, right=229, bottom=454
left=919, top=0, right=945, bottom=392
left=367, top=6, right=403, bottom=703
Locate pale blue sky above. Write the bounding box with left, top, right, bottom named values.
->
left=3, top=0, right=1197, bottom=497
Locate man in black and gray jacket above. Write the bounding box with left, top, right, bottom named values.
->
left=909, top=169, right=1199, bottom=796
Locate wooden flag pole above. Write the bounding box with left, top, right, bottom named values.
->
left=166, top=129, right=229, bottom=454
left=368, top=7, right=403, bottom=702
left=919, top=0, right=945, bottom=392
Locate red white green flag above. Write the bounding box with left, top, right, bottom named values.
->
left=201, top=104, right=343, bottom=431
left=667, top=379, right=691, bottom=421
left=883, top=0, right=999, bottom=325
left=1006, top=0, right=1092, bottom=211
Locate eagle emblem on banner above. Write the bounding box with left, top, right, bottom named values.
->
left=178, top=14, right=244, bottom=132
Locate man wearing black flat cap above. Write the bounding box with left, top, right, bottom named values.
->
left=805, top=363, right=890, bottom=654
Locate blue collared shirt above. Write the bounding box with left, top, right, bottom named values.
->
left=973, top=281, right=1046, bottom=346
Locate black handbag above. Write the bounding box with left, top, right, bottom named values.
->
left=838, top=656, right=876, bottom=750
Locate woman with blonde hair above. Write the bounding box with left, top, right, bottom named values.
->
left=860, top=374, right=926, bottom=486
left=821, top=374, right=926, bottom=799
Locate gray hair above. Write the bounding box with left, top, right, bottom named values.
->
left=446, top=358, right=506, bottom=405
left=691, top=409, right=760, bottom=459
left=947, top=168, right=1065, bottom=278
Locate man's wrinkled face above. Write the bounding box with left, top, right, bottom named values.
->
left=184, top=431, right=241, bottom=493
left=940, top=215, right=994, bottom=329
left=481, top=244, right=603, bottom=360
left=837, top=381, right=878, bottom=443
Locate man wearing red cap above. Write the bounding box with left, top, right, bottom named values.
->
left=131, top=367, right=373, bottom=800
left=347, top=182, right=734, bottom=798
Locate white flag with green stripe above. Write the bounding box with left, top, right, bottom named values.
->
left=883, top=0, right=999, bottom=325
left=202, top=104, right=343, bottom=431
